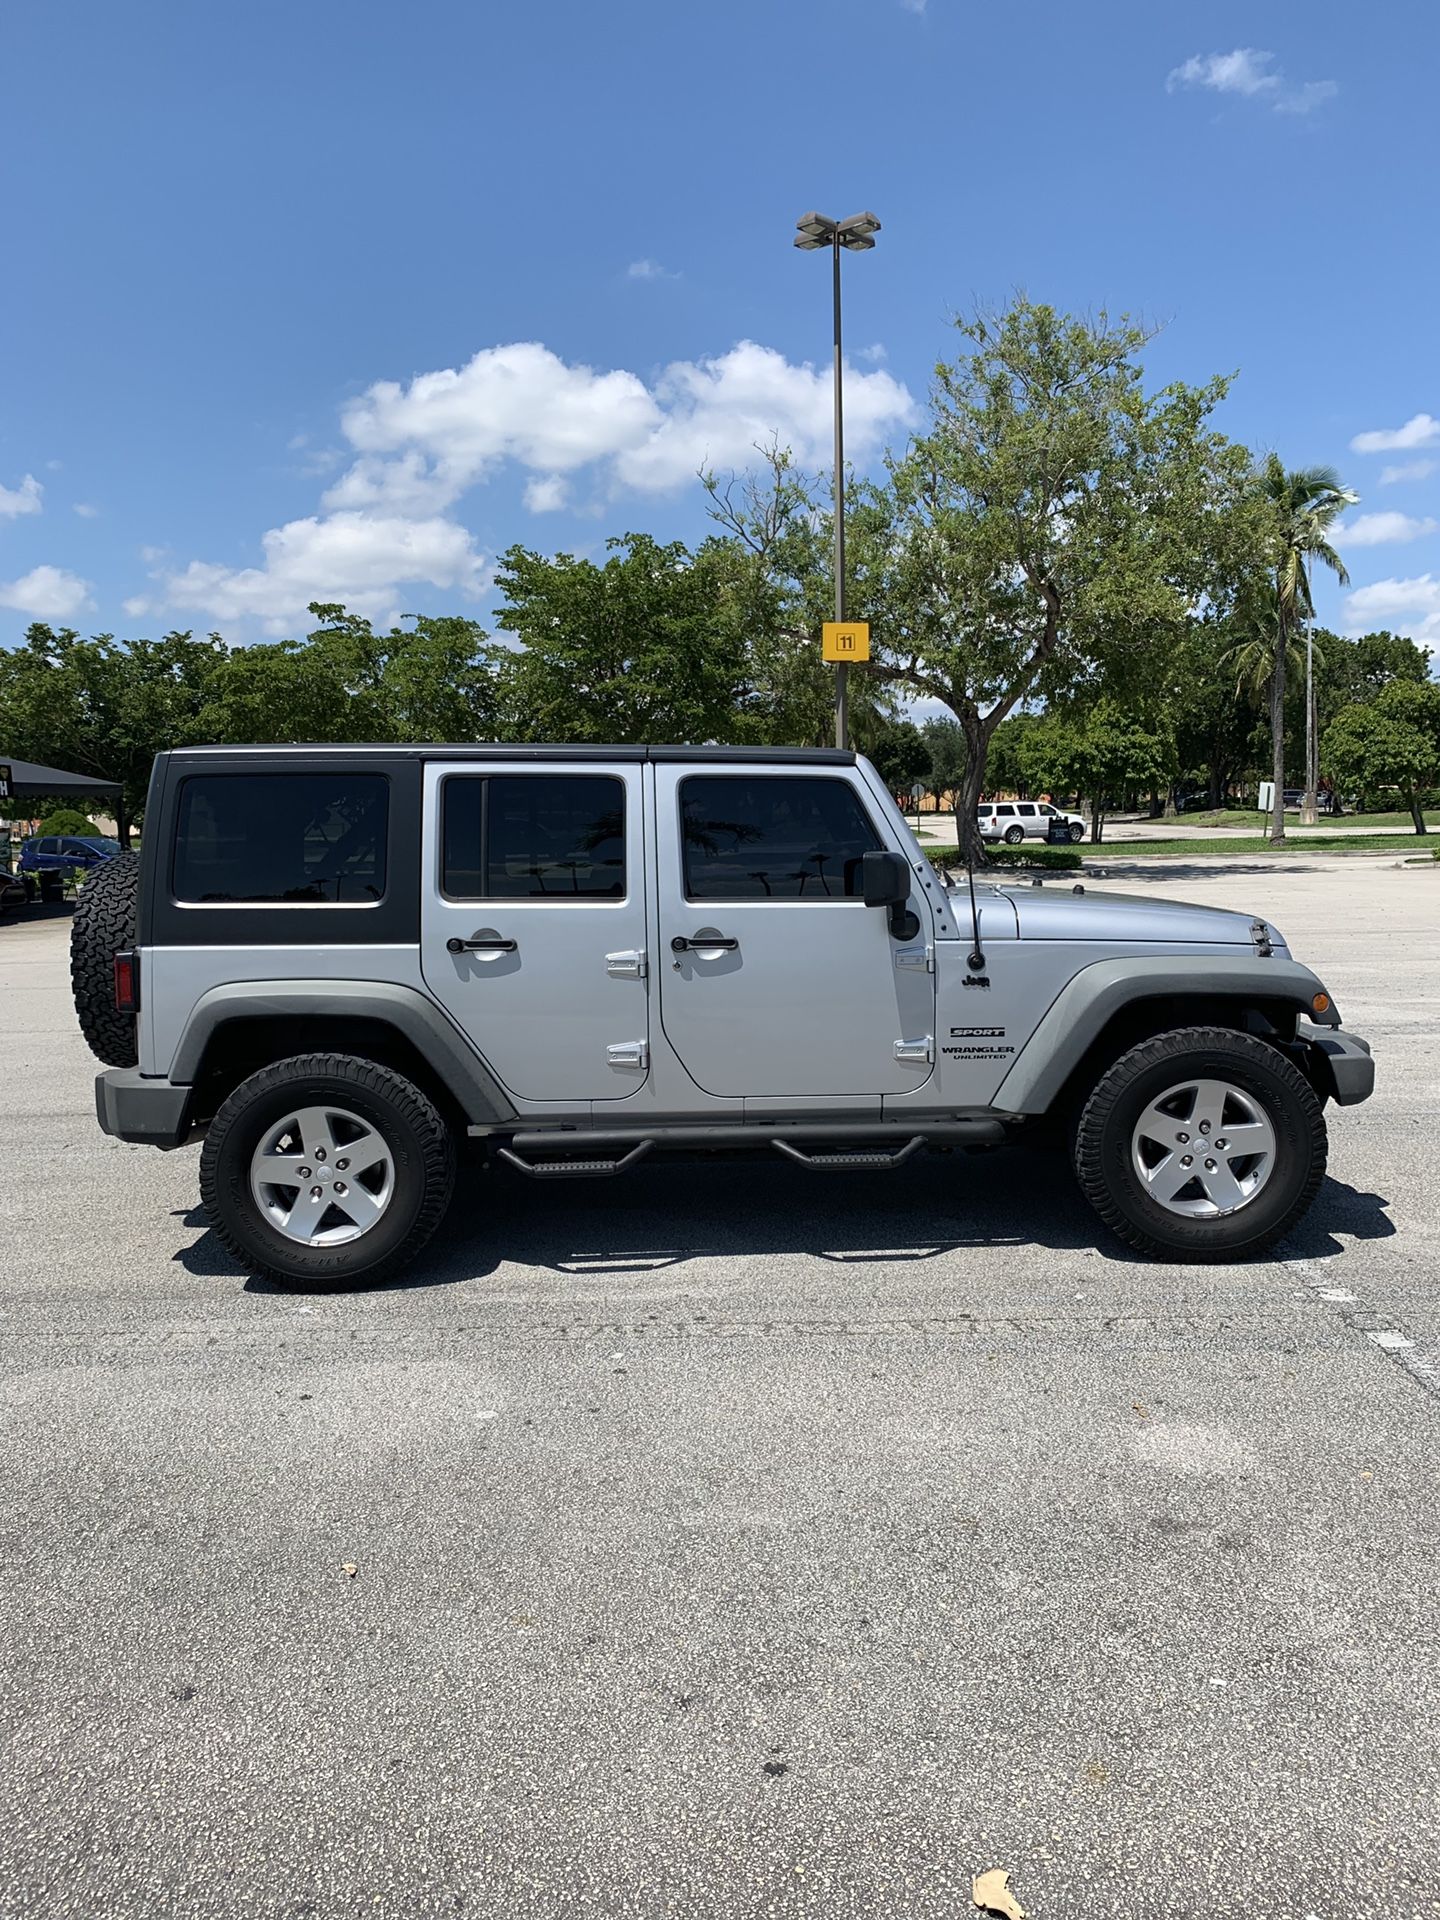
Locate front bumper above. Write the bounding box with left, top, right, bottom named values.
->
left=1298, top=1023, right=1375, bottom=1106
left=95, top=1069, right=194, bottom=1148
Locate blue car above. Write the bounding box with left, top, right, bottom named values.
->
left=18, top=833, right=121, bottom=899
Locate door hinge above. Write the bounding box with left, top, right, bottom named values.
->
left=894, top=1035, right=934, bottom=1065
left=606, top=1040, right=649, bottom=1070
left=895, top=943, right=934, bottom=972
left=606, top=948, right=648, bottom=979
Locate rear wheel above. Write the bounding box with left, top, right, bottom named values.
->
left=199, top=1054, right=456, bottom=1287
left=1004, top=824, right=1025, bottom=845
left=1073, top=1026, right=1327, bottom=1261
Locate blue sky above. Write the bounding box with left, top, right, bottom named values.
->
left=2, top=0, right=1437, bottom=660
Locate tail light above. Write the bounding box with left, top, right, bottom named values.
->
left=114, top=950, right=139, bottom=1014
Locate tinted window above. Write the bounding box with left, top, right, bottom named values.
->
left=1039, top=805, right=1056, bottom=816
left=1016, top=804, right=1036, bottom=817
left=173, top=773, right=388, bottom=904
left=995, top=804, right=1014, bottom=817
left=442, top=775, right=624, bottom=899
left=681, top=775, right=881, bottom=901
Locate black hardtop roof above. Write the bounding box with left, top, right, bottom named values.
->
left=163, top=743, right=857, bottom=767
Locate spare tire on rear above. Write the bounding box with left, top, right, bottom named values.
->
left=71, top=851, right=141, bottom=1067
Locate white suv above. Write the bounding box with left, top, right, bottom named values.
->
left=977, top=801, right=1086, bottom=845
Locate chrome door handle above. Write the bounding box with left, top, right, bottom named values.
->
left=671, top=934, right=739, bottom=952
left=446, top=936, right=517, bottom=953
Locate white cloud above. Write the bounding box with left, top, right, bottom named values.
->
left=1344, top=573, right=1440, bottom=649
left=523, top=475, right=569, bottom=513
left=0, top=564, right=93, bottom=619
left=1351, top=413, right=1440, bottom=454
left=0, top=473, right=43, bottom=518
left=156, top=512, right=490, bottom=634
left=899, top=0, right=927, bottom=13
left=1380, top=459, right=1438, bottom=486
left=73, top=502, right=100, bottom=519
left=859, top=342, right=888, bottom=363
left=612, top=340, right=914, bottom=492
left=139, top=544, right=169, bottom=564
left=1167, top=48, right=1336, bottom=114
left=1169, top=48, right=1277, bottom=96
left=1334, top=511, right=1439, bottom=548
left=329, top=337, right=915, bottom=508
left=122, top=596, right=152, bottom=618
left=627, top=258, right=679, bottom=282
left=1274, top=79, right=1338, bottom=115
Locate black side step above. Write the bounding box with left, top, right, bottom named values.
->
left=772, top=1135, right=925, bottom=1172
left=496, top=1140, right=655, bottom=1180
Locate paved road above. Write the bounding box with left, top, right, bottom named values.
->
left=3, top=863, right=1438, bottom=1919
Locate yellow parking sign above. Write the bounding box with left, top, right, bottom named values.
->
left=822, top=620, right=870, bottom=663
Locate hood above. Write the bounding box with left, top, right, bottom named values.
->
left=1006, top=884, right=1281, bottom=949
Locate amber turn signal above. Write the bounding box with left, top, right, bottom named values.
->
left=1312, top=992, right=1330, bottom=1015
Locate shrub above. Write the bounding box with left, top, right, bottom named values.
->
left=925, top=843, right=1083, bottom=873
left=37, top=808, right=103, bottom=837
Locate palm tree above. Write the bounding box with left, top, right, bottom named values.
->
left=1256, top=455, right=1355, bottom=844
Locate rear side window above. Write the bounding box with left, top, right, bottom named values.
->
left=442, top=774, right=625, bottom=899
left=995, top=804, right=1014, bottom=816
left=173, top=773, right=389, bottom=904
left=680, top=775, right=881, bottom=900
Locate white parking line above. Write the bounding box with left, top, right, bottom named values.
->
left=1286, top=1255, right=1439, bottom=1400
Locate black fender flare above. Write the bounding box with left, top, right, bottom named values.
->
left=169, top=980, right=517, bottom=1126
left=992, top=955, right=1338, bottom=1115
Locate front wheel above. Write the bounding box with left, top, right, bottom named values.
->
left=1073, top=1027, right=1327, bottom=1261
left=1068, top=822, right=1085, bottom=844
left=199, top=1054, right=456, bottom=1287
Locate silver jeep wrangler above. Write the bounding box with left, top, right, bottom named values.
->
left=75, top=744, right=1373, bottom=1285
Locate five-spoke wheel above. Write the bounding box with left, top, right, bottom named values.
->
left=1074, top=1026, right=1327, bottom=1261
left=200, top=1054, right=455, bottom=1286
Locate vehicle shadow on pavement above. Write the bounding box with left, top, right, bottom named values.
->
left=1087, top=859, right=1352, bottom=885
left=171, top=1152, right=1394, bottom=1293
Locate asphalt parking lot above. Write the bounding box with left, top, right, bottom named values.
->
left=3, top=857, right=1438, bottom=1920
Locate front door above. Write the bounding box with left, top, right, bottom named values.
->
left=654, top=766, right=936, bottom=1100
left=420, top=760, right=649, bottom=1103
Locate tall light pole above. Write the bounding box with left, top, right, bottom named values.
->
left=1301, top=556, right=1318, bottom=825
left=795, top=210, right=881, bottom=749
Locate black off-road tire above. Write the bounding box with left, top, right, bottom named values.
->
left=199, top=1054, right=456, bottom=1287
left=70, top=851, right=141, bottom=1067
left=1073, top=1025, right=1327, bottom=1262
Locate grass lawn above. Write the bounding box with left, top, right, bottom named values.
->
left=1091, top=832, right=1437, bottom=859
left=1172, top=807, right=1437, bottom=831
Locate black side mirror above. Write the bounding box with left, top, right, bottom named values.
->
left=861, top=850, right=921, bottom=941
left=861, top=849, right=910, bottom=908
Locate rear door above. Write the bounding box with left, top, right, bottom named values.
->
left=654, top=766, right=935, bottom=1101
left=420, top=760, right=650, bottom=1104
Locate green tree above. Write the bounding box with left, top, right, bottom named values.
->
left=0, top=625, right=227, bottom=844
left=1018, top=703, right=1174, bottom=842
left=1324, top=680, right=1440, bottom=833
left=867, top=719, right=930, bottom=799
left=493, top=534, right=750, bottom=744
left=861, top=300, right=1252, bottom=862
left=305, top=605, right=502, bottom=741
left=986, top=712, right=1043, bottom=797
left=1254, top=456, right=1355, bottom=844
